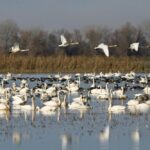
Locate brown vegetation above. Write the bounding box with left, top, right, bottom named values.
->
left=0, top=53, right=149, bottom=73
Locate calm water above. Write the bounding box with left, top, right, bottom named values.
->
left=1, top=110, right=150, bottom=150
left=0, top=73, right=150, bottom=150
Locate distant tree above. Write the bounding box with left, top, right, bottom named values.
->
left=85, top=26, right=102, bottom=49
left=141, top=20, right=150, bottom=43
left=136, top=29, right=147, bottom=45
left=84, top=26, right=113, bottom=56
left=47, top=33, right=58, bottom=54
left=136, top=29, right=149, bottom=56
left=0, top=20, right=19, bottom=52
left=73, top=29, right=82, bottom=42
left=74, top=37, right=90, bottom=55
left=20, top=28, right=48, bottom=56
left=113, top=22, right=137, bottom=56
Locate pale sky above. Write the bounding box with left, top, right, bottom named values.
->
left=0, top=0, right=150, bottom=30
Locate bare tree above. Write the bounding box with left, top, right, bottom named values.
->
left=0, top=20, right=19, bottom=52
left=20, top=28, right=48, bottom=56
left=47, top=33, right=58, bottom=54
left=113, top=22, right=137, bottom=55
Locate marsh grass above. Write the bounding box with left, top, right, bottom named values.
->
left=0, top=53, right=150, bottom=73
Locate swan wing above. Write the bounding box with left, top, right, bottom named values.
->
left=11, top=43, right=20, bottom=52
left=102, top=45, right=109, bottom=57
left=60, top=35, right=67, bottom=45
left=94, top=43, right=102, bottom=50
left=130, top=42, right=139, bottom=51
left=95, top=43, right=109, bottom=57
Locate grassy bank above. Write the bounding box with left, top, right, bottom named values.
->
left=0, top=54, right=150, bottom=73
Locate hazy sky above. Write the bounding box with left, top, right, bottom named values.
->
left=0, top=0, right=150, bottom=30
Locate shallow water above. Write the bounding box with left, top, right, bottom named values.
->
left=0, top=73, right=150, bottom=150
left=1, top=110, right=150, bottom=150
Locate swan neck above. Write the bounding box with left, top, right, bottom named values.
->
left=108, top=90, right=112, bottom=109
left=93, top=78, right=95, bottom=87
left=78, top=76, right=80, bottom=86
left=108, top=97, right=112, bottom=109
left=32, top=97, right=35, bottom=110
left=1, top=79, right=4, bottom=88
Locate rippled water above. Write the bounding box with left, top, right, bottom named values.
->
left=0, top=74, right=150, bottom=150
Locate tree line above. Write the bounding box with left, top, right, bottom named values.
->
left=0, top=20, right=150, bottom=56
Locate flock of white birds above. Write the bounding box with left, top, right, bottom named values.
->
left=0, top=72, right=149, bottom=116
left=9, top=35, right=150, bottom=57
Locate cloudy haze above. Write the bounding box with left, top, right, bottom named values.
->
left=0, top=0, right=150, bottom=30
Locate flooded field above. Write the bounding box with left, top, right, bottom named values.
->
left=0, top=73, right=150, bottom=150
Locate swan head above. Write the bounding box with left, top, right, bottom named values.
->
left=108, top=44, right=118, bottom=48
left=35, top=106, right=40, bottom=111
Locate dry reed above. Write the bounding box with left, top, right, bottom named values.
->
left=0, top=53, right=149, bottom=73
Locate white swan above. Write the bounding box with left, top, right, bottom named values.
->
left=91, top=83, right=109, bottom=97
left=10, top=43, right=29, bottom=53
left=90, top=77, right=96, bottom=88
left=135, top=103, right=149, bottom=114
left=61, top=94, right=68, bottom=108
left=46, top=86, right=57, bottom=97
left=69, top=95, right=91, bottom=110
left=12, top=95, right=27, bottom=109
left=67, top=79, right=79, bottom=92
left=129, top=42, right=139, bottom=52
left=112, top=87, right=126, bottom=99
left=108, top=90, right=125, bottom=113
left=43, top=91, right=61, bottom=109
left=0, top=102, right=10, bottom=111
left=129, top=42, right=149, bottom=52
left=40, top=92, right=50, bottom=101
left=127, top=99, right=139, bottom=106
left=59, top=35, right=79, bottom=47
left=0, top=79, right=10, bottom=95
left=0, top=90, right=10, bottom=111
left=43, top=98, right=61, bottom=107
left=143, top=85, right=150, bottom=94
left=139, top=76, right=148, bottom=84
left=11, top=82, right=21, bottom=94
left=127, top=98, right=140, bottom=114
left=123, top=71, right=135, bottom=80
left=94, top=43, right=117, bottom=57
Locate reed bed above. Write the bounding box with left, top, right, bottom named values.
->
left=0, top=54, right=150, bottom=73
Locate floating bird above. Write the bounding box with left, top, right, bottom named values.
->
left=69, top=94, right=91, bottom=110
left=108, top=90, right=125, bottom=113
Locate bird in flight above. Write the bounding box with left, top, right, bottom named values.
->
left=58, top=35, right=79, bottom=48
left=9, top=43, right=29, bottom=53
